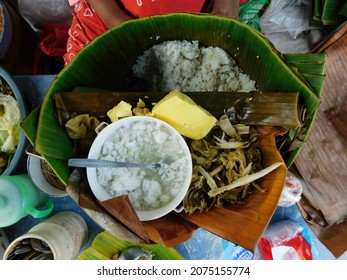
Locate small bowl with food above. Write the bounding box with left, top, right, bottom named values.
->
left=0, top=66, right=27, bottom=175
left=27, top=154, right=68, bottom=198
left=86, top=116, right=193, bottom=221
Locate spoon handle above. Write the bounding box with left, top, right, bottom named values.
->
left=68, top=158, right=159, bottom=169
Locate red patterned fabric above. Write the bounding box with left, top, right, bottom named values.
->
left=64, top=1, right=108, bottom=65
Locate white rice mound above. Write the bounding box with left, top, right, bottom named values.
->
left=132, top=40, right=257, bottom=92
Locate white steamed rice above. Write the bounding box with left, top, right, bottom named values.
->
left=132, top=40, right=257, bottom=92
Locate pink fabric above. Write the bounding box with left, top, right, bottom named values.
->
left=120, top=0, right=205, bottom=18
left=68, top=0, right=80, bottom=6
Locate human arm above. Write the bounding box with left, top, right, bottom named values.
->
left=86, top=0, right=134, bottom=28
left=211, top=0, right=240, bottom=19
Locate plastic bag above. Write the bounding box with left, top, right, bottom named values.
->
left=239, top=0, right=269, bottom=32
left=174, top=228, right=253, bottom=260
left=258, top=219, right=314, bottom=260
left=18, top=0, right=72, bottom=33
left=260, top=0, right=310, bottom=39
left=278, top=170, right=303, bottom=207
left=0, top=94, right=21, bottom=154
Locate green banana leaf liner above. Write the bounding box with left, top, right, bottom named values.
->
left=21, top=13, right=321, bottom=186
left=77, top=231, right=184, bottom=260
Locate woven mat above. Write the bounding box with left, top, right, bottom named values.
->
left=293, top=22, right=347, bottom=257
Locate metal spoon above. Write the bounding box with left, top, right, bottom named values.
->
left=6, top=238, right=53, bottom=260
left=31, top=238, right=51, bottom=254
left=68, top=158, right=160, bottom=169
left=118, top=247, right=146, bottom=260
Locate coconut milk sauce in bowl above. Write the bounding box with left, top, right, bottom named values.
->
left=86, top=116, right=193, bottom=221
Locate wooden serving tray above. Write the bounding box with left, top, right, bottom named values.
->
left=179, top=125, right=287, bottom=251
left=59, top=91, right=287, bottom=251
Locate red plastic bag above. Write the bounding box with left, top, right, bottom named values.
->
left=34, top=24, right=69, bottom=74
left=258, top=219, right=313, bottom=260
left=39, top=24, right=69, bottom=57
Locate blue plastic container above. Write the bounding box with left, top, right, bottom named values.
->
left=0, top=66, right=28, bottom=175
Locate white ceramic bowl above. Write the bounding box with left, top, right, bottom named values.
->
left=87, top=116, right=192, bottom=221
left=27, top=155, right=68, bottom=198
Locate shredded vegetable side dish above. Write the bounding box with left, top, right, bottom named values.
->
left=183, top=114, right=283, bottom=214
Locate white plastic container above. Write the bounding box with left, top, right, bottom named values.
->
left=3, top=211, right=88, bottom=260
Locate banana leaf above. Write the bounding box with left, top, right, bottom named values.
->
left=21, top=14, right=321, bottom=185
left=283, top=53, right=327, bottom=97
left=285, top=60, right=326, bottom=75
left=300, top=73, right=326, bottom=98
left=321, top=0, right=346, bottom=25
left=20, top=106, right=71, bottom=185
left=314, top=0, right=323, bottom=18
left=311, top=0, right=347, bottom=26
left=340, top=2, right=347, bottom=17
left=283, top=53, right=327, bottom=64
left=77, top=231, right=184, bottom=260
left=310, top=1, right=323, bottom=26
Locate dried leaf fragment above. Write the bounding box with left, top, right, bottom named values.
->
left=208, top=162, right=283, bottom=197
